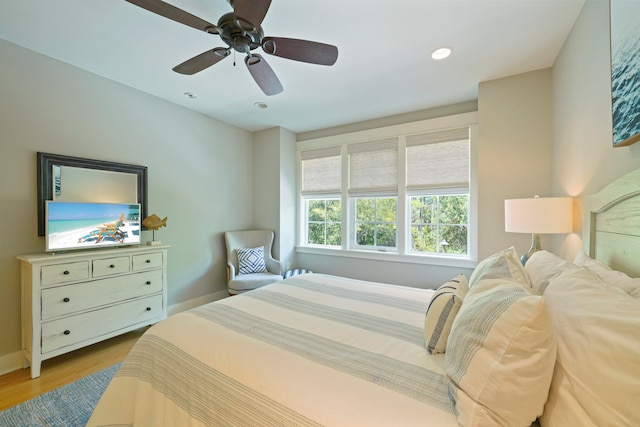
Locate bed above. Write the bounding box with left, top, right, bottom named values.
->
left=88, top=168, right=640, bottom=427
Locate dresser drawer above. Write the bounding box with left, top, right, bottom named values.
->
left=41, top=269, right=164, bottom=320
left=132, top=252, right=163, bottom=271
left=41, top=262, right=89, bottom=287
left=92, top=256, right=130, bottom=277
left=41, top=294, right=163, bottom=354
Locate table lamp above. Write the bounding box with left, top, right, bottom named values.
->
left=504, top=196, right=573, bottom=265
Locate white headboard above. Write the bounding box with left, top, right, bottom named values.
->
left=583, top=168, right=640, bottom=278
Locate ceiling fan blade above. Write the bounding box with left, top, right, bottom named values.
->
left=262, top=37, right=338, bottom=66
left=245, top=54, right=283, bottom=96
left=173, top=47, right=230, bottom=75
left=233, top=0, right=271, bottom=31
left=125, top=0, right=221, bottom=34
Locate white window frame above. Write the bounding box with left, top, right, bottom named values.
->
left=297, top=112, right=478, bottom=268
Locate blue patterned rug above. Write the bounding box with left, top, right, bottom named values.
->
left=0, top=364, right=120, bottom=427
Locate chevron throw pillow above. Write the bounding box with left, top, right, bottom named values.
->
left=237, top=246, right=268, bottom=274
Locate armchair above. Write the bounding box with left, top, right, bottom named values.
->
left=224, top=230, right=283, bottom=295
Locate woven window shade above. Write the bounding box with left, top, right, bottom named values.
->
left=301, top=147, right=341, bottom=194
left=406, top=128, right=469, bottom=190
left=348, top=139, right=398, bottom=195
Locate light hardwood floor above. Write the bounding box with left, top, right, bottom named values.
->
left=0, top=327, right=147, bottom=411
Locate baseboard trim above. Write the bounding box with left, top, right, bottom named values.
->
left=0, top=351, right=24, bottom=377
left=0, top=290, right=230, bottom=377
left=167, top=290, right=229, bottom=317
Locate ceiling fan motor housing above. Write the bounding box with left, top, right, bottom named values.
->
left=218, top=12, right=264, bottom=53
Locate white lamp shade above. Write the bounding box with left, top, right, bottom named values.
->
left=505, top=197, right=573, bottom=234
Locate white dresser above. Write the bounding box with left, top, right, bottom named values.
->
left=18, top=245, right=169, bottom=378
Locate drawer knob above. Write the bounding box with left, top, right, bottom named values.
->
left=63, top=330, right=71, bottom=335
left=63, top=297, right=70, bottom=303
left=146, top=307, right=151, bottom=311
left=146, top=281, right=151, bottom=285
left=63, top=270, right=70, bottom=275
left=109, top=264, right=115, bottom=268
left=146, top=259, right=151, bottom=264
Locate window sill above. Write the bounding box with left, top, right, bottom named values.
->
left=296, top=245, right=478, bottom=269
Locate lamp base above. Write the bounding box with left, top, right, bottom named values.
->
left=520, top=233, right=541, bottom=266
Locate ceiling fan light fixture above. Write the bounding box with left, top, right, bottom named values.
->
left=431, top=47, right=452, bottom=60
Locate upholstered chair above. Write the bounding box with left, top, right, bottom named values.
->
left=224, top=230, right=283, bottom=295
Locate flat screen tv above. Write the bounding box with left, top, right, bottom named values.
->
left=45, top=201, right=141, bottom=252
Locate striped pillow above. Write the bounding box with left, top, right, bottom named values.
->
left=237, top=246, right=268, bottom=274
left=424, top=274, right=468, bottom=354
left=445, top=279, right=556, bottom=426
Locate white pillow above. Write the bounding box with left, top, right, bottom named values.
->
left=574, top=249, right=640, bottom=296
left=445, top=279, right=556, bottom=426
left=468, top=247, right=531, bottom=288
left=237, top=246, right=267, bottom=274
left=524, top=250, right=578, bottom=294
left=424, top=274, right=468, bottom=354
left=540, top=267, right=640, bottom=426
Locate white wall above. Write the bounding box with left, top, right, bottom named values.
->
left=477, top=69, right=554, bottom=259
left=0, top=39, right=254, bottom=365
left=252, top=126, right=297, bottom=269
left=551, top=0, right=640, bottom=259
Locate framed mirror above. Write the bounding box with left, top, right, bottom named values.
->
left=37, top=152, right=148, bottom=236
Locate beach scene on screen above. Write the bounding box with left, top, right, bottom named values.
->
left=46, top=202, right=141, bottom=250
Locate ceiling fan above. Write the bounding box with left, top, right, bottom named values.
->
left=125, top=0, right=339, bottom=96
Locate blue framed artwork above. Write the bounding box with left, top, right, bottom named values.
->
left=610, top=0, right=640, bottom=147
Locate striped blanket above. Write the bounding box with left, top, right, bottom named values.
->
left=88, top=274, right=458, bottom=426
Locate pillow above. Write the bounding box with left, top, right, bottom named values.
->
left=574, top=249, right=640, bottom=296
left=237, top=246, right=267, bottom=274
left=445, top=279, right=556, bottom=427
left=524, top=250, right=578, bottom=294
left=424, top=274, right=468, bottom=354
left=468, top=247, right=531, bottom=288
left=540, top=267, right=640, bottom=426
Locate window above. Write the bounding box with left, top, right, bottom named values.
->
left=354, top=197, right=397, bottom=249
left=307, top=198, right=341, bottom=246
left=410, top=194, right=468, bottom=254
left=298, top=113, right=475, bottom=262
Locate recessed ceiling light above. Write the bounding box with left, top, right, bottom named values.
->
left=254, top=102, right=268, bottom=109
left=431, top=47, right=452, bottom=60
left=184, top=91, right=198, bottom=99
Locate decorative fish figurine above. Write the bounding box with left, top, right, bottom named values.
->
left=142, top=214, right=167, bottom=230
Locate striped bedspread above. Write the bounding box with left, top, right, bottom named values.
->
left=88, top=274, right=458, bottom=426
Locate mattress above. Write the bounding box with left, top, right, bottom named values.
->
left=88, top=273, right=458, bottom=426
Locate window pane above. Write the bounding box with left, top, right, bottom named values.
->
left=376, top=223, right=397, bottom=247
left=327, top=199, right=341, bottom=222
left=411, top=196, right=436, bottom=223
left=411, top=224, right=437, bottom=252
left=356, top=198, right=374, bottom=222
left=308, top=200, right=326, bottom=222
left=308, top=223, right=325, bottom=245
left=440, top=225, right=467, bottom=254
left=377, top=198, right=397, bottom=221
left=438, top=195, right=468, bottom=224
left=327, top=223, right=342, bottom=246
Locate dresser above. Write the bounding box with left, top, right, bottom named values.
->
left=18, top=245, right=168, bottom=378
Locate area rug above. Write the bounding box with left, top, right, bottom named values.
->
left=0, top=363, right=120, bottom=427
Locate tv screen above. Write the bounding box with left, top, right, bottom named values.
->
left=45, top=201, right=141, bottom=252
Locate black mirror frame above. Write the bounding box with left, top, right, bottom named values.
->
left=37, top=152, right=148, bottom=236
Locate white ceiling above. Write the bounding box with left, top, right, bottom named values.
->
left=0, top=0, right=585, bottom=133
